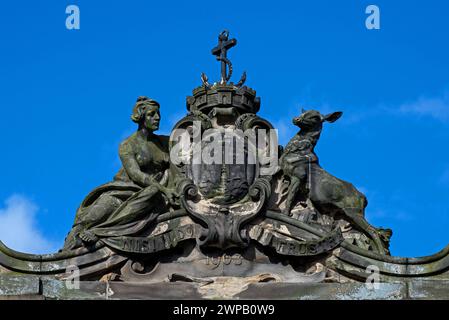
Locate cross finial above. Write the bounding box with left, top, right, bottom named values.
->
left=211, top=30, right=237, bottom=84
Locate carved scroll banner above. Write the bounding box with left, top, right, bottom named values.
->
left=248, top=225, right=344, bottom=256
left=102, top=224, right=200, bottom=254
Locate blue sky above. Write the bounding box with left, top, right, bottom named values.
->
left=0, top=0, right=448, bottom=257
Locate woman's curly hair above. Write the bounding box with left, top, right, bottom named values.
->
left=131, top=96, right=160, bottom=125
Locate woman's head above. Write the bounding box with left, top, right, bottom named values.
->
left=131, top=96, right=161, bottom=131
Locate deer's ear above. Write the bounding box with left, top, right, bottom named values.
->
left=323, top=111, right=342, bottom=123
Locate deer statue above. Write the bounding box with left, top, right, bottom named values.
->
left=280, top=109, right=390, bottom=254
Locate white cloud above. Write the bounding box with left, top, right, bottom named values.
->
left=324, top=90, right=449, bottom=126
left=0, top=195, right=59, bottom=254
left=398, top=92, right=449, bottom=122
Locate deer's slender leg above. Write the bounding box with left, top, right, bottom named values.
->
left=285, top=176, right=301, bottom=215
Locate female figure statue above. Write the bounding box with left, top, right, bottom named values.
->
left=63, top=96, right=177, bottom=250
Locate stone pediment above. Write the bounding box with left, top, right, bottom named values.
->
left=1, top=30, right=449, bottom=300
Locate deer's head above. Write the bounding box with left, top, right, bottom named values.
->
left=293, top=109, right=343, bottom=130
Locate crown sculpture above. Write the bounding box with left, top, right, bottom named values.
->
left=1, top=31, right=449, bottom=300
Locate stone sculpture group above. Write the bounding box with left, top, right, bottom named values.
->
left=1, top=31, right=449, bottom=299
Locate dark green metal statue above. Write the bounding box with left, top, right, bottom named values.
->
left=63, top=96, right=177, bottom=250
